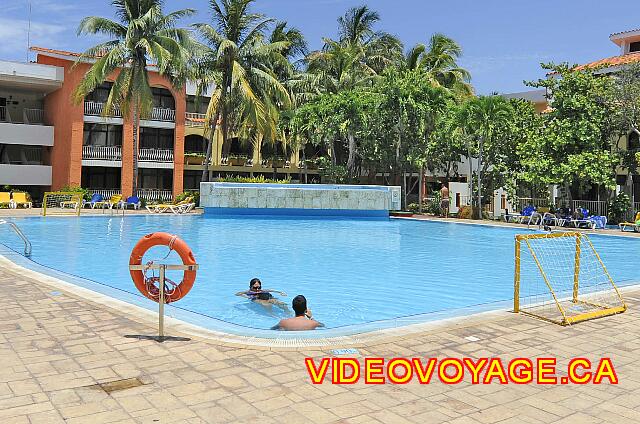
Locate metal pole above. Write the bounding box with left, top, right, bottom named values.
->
left=158, top=265, right=165, bottom=342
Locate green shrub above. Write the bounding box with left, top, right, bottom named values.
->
left=407, top=193, right=442, bottom=215
left=608, top=192, right=631, bottom=225
left=216, top=175, right=291, bottom=184
left=176, top=191, right=200, bottom=206
left=59, top=185, right=90, bottom=201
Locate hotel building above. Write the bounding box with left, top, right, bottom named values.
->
left=0, top=47, right=318, bottom=203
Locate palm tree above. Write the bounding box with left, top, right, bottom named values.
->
left=306, top=5, right=402, bottom=94
left=74, top=0, right=195, bottom=195
left=405, top=33, right=473, bottom=98
left=192, top=0, right=291, bottom=182
left=460, top=96, right=513, bottom=219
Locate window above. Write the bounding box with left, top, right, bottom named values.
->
left=261, top=141, right=289, bottom=159
left=185, top=135, right=207, bottom=154
left=630, top=41, right=640, bottom=53
left=186, top=96, right=208, bottom=114
left=138, top=169, right=173, bottom=189
left=152, top=88, right=175, bottom=110
left=629, top=132, right=640, bottom=150
left=140, top=127, right=174, bottom=150
left=86, top=82, right=113, bottom=103
left=183, top=170, right=202, bottom=190
left=83, top=124, right=123, bottom=147
left=81, top=167, right=121, bottom=188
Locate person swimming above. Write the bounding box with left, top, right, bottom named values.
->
left=235, top=278, right=289, bottom=312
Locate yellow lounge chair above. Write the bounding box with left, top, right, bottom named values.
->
left=94, top=194, right=122, bottom=209
left=0, top=192, right=10, bottom=207
left=12, top=193, right=32, bottom=208
left=146, top=197, right=193, bottom=214
left=619, top=212, right=640, bottom=232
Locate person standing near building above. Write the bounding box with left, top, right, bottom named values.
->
left=440, top=182, right=450, bottom=218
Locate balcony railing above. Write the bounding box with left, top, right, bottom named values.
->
left=88, top=189, right=121, bottom=199
left=139, top=148, right=174, bottom=162
left=0, top=146, right=43, bottom=165
left=82, top=145, right=122, bottom=161
left=185, top=112, right=206, bottom=127
left=84, top=101, right=122, bottom=118
left=0, top=106, right=46, bottom=125
left=137, top=189, right=173, bottom=202
left=143, top=107, right=175, bottom=122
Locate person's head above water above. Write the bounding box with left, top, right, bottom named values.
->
left=292, top=295, right=307, bottom=317
left=249, top=278, right=261, bottom=291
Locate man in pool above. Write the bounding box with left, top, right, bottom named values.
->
left=273, top=295, right=323, bottom=331
left=236, top=278, right=289, bottom=311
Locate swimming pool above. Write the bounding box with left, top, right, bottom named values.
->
left=1, top=216, right=639, bottom=336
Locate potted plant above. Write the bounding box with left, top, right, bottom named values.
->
left=184, top=152, right=206, bottom=165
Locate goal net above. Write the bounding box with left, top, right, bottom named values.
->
left=514, top=232, right=626, bottom=325
left=42, top=192, right=83, bottom=216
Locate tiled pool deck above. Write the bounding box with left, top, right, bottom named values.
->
left=1, top=211, right=639, bottom=423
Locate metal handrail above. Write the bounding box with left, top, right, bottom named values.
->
left=0, top=220, right=32, bottom=257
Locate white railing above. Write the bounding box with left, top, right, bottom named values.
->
left=139, top=148, right=174, bottom=162
left=84, top=101, right=122, bottom=117
left=635, top=202, right=640, bottom=213
left=137, top=189, right=173, bottom=202
left=82, top=145, right=122, bottom=161
left=88, top=189, right=121, bottom=199
left=185, top=112, right=206, bottom=127
left=0, top=106, right=9, bottom=122
left=556, top=199, right=608, bottom=217
left=0, top=106, right=46, bottom=124
left=22, top=147, right=42, bottom=164
left=22, top=108, right=44, bottom=124
left=513, top=197, right=550, bottom=211
left=146, top=107, right=175, bottom=122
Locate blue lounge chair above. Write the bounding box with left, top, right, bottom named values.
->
left=84, top=193, right=103, bottom=209
left=505, top=205, right=536, bottom=223
left=120, top=196, right=141, bottom=210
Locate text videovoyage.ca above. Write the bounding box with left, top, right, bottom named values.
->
left=305, top=357, right=618, bottom=385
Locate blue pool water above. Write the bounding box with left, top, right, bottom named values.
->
left=2, top=216, right=639, bottom=332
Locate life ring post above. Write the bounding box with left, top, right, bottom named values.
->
left=128, top=261, right=199, bottom=343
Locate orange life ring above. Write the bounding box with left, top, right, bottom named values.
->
left=129, top=233, right=197, bottom=303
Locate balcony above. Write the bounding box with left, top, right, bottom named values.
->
left=185, top=112, right=206, bottom=127
left=139, top=148, right=174, bottom=163
left=144, top=107, right=175, bottom=122
left=84, top=101, right=122, bottom=118
left=82, top=145, right=122, bottom=161
left=0, top=107, right=53, bottom=146
left=137, top=189, right=173, bottom=202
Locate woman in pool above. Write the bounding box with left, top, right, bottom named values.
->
left=235, top=278, right=289, bottom=312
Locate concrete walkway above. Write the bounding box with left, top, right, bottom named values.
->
left=0, top=260, right=638, bottom=423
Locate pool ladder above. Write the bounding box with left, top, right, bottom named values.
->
left=0, top=220, right=32, bottom=257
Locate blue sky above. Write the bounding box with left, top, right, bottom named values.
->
left=3, top=0, right=639, bottom=94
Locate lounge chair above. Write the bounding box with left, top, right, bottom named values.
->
left=569, top=208, right=606, bottom=230
left=0, top=192, right=11, bottom=207
left=12, top=193, right=32, bottom=208
left=84, top=193, right=104, bottom=209
left=505, top=205, right=536, bottom=223
left=94, top=194, right=122, bottom=209
left=619, top=212, right=640, bottom=232
left=119, top=196, right=141, bottom=210
left=168, top=199, right=196, bottom=214
left=146, top=197, right=193, bottom=214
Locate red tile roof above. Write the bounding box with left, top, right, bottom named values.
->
left=30, top=46, right=88, bottom=58
left=574, top=52, right=640, bottom=71
left=30, top=46, right=159, bottom=69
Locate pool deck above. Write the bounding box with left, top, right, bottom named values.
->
left=1, top=250, right=639, bottom=422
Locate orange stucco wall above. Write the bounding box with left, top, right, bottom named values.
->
left=38, top=55, right=86, bottom=190
left=37, top=53, right=186, bottom=198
